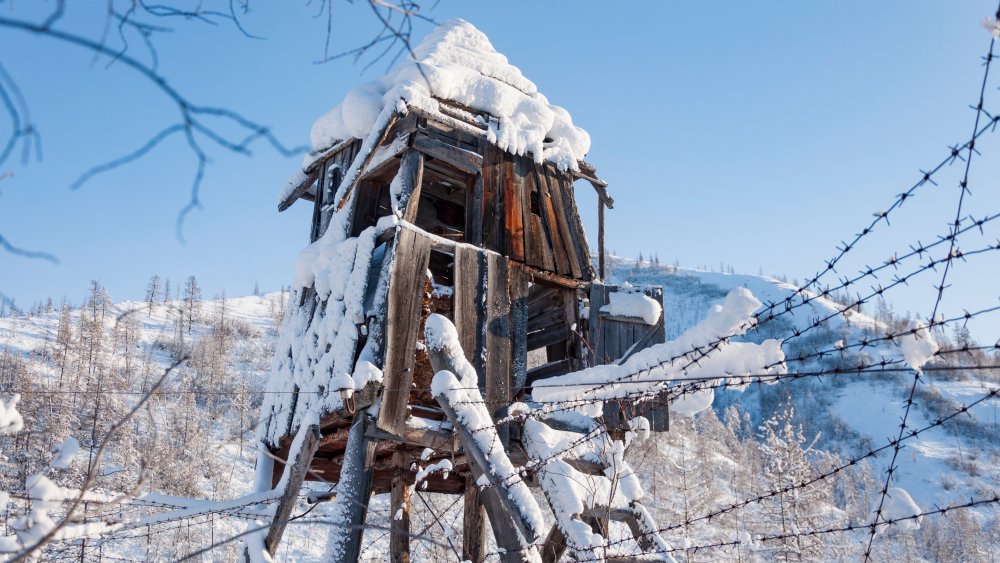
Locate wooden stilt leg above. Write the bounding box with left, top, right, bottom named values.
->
left=463, top=477, right=486, bottom=563
left=264, top=423, right=321, bottom=557
left=327, top=408, right=376, bottom=563
left=390, top=449, right=411, bottom=563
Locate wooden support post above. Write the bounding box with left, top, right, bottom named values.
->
left=390, top=449, right=411, bottom=563
left=263, top=424, right=321, bottom=557
left=485, top=253, right=512, bottom=446
left=326, top=408, right=376, bottom=563
left=540, top=525, right=567, bottom=563
left=463, top=478, right=486, bottom=563
left=597, top=198, right=606, bottom=282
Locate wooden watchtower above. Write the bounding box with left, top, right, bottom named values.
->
left=254, top=20, right=670, bottom=562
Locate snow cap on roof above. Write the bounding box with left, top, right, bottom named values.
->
left=310, top=18, right=590, bottom=171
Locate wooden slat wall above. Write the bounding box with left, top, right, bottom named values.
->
left=588, top=284, right=666, bottom=366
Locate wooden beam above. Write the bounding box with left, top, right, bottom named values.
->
left=390, top=449, right=411, bottom=563
left=264, top=424, right=321, bottom=556
left=277, top=170, right=318, bottom=212
left=412, top=133, right=484, bottom=175
left=364, top=418, right=456, bottom=452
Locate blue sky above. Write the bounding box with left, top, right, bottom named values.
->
left=2, top=2, right=999, bottom=338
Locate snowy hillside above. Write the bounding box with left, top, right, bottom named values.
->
left=605, top=256, right=1000, bottom=529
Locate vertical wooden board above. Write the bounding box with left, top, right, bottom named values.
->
left=454, top=245, right=487, bottom=387
left=463, top=478, right=486, bottom=563
left=598, top=201, right=606, bottom=282
left=310, top=161, right=327, bottom=242
left=517, top=158, right=546, bottom=270
left=481, top=144, right=504, bottom=253
left=390, top=449, right=411, bottom=563
left=467, top=173, right=485, bottom=246
left=509, top=264, right=530, bottom=395
left=544, top=167, right=583, bottom=279
left=560, top=178, right=595, bottom=280
left=397, top=150, right=426, bottom=223
left=378, top=228, right=433, bottom=434
left=502, top=156, right=525, bottom=262
left=587, top=284, right=609, bottom=366
left=534, top=165, right=571, bottom=276
left=561, top=288, right=580, bottom=371
left=486, top=254, right=512, bottom=443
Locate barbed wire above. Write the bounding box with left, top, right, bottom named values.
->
left=864, top=23, right=998, bottom=561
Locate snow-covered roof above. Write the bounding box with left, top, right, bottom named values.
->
left=308, top=18, right=591, bottom=172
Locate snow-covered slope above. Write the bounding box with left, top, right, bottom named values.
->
left=605, top=256, right=1000, bottom=520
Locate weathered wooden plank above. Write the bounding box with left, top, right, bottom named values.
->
left=467, top=173, right=485, bottom=247
left=454, top=245, right=487, bottom=388
left=309, top=161, right=328, bottom=242
left=588, top=283, right=611, bottom=366
left=510, top=263, right=530, bottom=394
left=560, top=178, right=594, bottom=280
left=463, top=478, right=486, bottom=563
left=360, top=132, right=411, bottom=182
left=486, top=253, right=512, bottom=442
left=397, top=150, right=426, bottom=223
left=534, top=164, right=571, bottom=276
left=527, top=306, right=565, bottom=334
left=377, top=228, right=433, bottom=435
left=528, top=322, right=569, bottom=351
left=525, top=359, right=571, bottom=384
left=598, top=200, right=606, bottom=282
left=503, top=156, right=525, bottom=262
left=390, top=449, right=411, bottom=563
left=543, top=166, right=583, bottom=279
left=364, top=419, right=456, bottom=452
left=518, top=157, right=545, bottom=269
left=264, top=424, right=321, bottom=556
left=412, top=133, right=484, bottom=175
left=481, top=143, right=505, bottom=253
left=278, top=171, right=318, bottom=212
